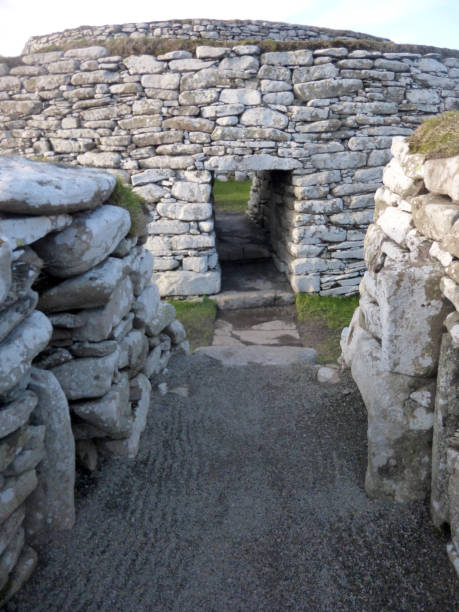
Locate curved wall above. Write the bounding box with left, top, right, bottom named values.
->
left=1, top=40, right=458, bottom=296
left=22, top=19, right=388, bottom=55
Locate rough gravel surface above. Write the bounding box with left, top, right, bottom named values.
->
left=11, top=354, right=459, bottom=611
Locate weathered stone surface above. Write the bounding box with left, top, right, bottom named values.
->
left=376, top=207, right=413, bottom=246
left=2, top=216, right=73, bottom=254
left=383, top=158, right=421, bottom=198
left=146, top=302, right=176, bottom=337
left=431, top=334, right=459, bottom=527
left=124, top=55, right=164, bottom=74
left=377, top=257, right=451, bottom=376
left=71, top=372, right=131, bottom=437
left=170, top=181, right=211, bottom=203
left=51, top=349, right=119, bottom=401
left=220, top=88, right=261, bottom=105
left=344, top=322, right=430, bottom=502
left=0, top=157, right=115, bottom=215
left=0, top=545, right=37, bottom=607
left=0, top=527, right=24, bottom=591
left=39, top=257, right=126, bottom=312
left=294, top=78, right=362, bottom=100
left=240, top=108, right=288, bottom=129
left=196, top=345, right=317, bottom=366
left=0, top=241, right=12, bottom=305
left=412, top=194, right=459, bottom=241
left=26, top=368, right=75, bottom=532
left=0, top=312, right=52, bottom=396
left=0, top=506, right=25, bottom=558
left=72, top=276, right=134, bottom=342
left=261, top=50, right=313, bottom=66
left=154, top=270, right=221, bottom=297
left=0, top=392, right=37, bottom=439
left=0, top=471, right=38, bottom=525
left=100, top=373, right=151, bottom=458
left=34, top=205, right=130, bottom=278
left=3, top=425, right=45, bottom=477
left=132, top=285, right=160, bottom=328
left=424, top=155, right=459, bottom=201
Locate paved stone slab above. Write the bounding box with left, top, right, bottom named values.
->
left=195, top=345, right=317, bottom=366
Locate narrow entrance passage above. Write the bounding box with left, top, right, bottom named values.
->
left=11, top=353, right=459, bottom=610
left=212, top=171, right=295, bottom=310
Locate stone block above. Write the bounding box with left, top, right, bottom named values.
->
left=0, top=156, right=115, bottom=215
left=34, top=205, right=130, bottom=278
left=154, top=269, right=221, bottom=296
left=412, top=194, right=459, bottom=241
left=51, top=349, right=119, bottom=401
left=26, top=369, right=75, bottom=532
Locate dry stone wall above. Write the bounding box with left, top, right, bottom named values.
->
left=23, top=19, right=388, bottom=55
left=0, top=156, right=187, bottom=604
left=341, top=139, right=459, bottom=577
left=1, top=37, right=458, bottom=296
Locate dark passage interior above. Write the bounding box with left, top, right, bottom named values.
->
left=212, top=171, right=295, bottom=308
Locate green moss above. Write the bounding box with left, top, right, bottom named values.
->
left=213, top=179, right=251, bottom=213
left=168, top=297, right=217, bottom=352
left=110, top=178, right=150, bottom=237
left=408, top=111, right=459, bottom=160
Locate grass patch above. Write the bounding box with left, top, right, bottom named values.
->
left=168, top=297, right=217, bottom=352
left=110, top=178, right=150, bottom=237
left=408, top=111, right=459, bottom=160
left=296, top=294, right=359, bottom=363
left=14, top=30, right=459, bottom=70
left=25, top=35, right=459, bottom=59
left=213, top=179, right=251, bottom=213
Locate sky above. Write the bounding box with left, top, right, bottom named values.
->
left=0, top=0, right=458, bottom=57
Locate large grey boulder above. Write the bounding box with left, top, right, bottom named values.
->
left=38, top=257, right=126, bottom=312
left=26, top=369, right=75, bottom=532
left=0, top=311, right=52, bottom=396
left=51, top=349, right=119, bottom=401
left=377, top=258, right=452, bottom=376
left=0, top=156, right=115, bottom=215
left=0, top=214, right=72, bottom=250
left=71, top=373, right=131, bottom=437
left=349, top=324, right=430, bottom=502
left=72, top=276, right=134, bottom=342
left=34, top=205, right=131, bottom=278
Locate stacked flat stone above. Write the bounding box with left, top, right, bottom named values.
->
left=341, top=138, right=459, bottom=576
left=0, top=156, right=187, bottom=603
left=0, top=42, right=458, bottom=297
left=22, top=18, right=388, bottom=55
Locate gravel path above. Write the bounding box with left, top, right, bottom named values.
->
left=11, top=354, right=459, bottom=611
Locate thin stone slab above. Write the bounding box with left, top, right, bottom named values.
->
left=0, top=311, right=52, bottom=396
left=0, top=214, right=72, bottom=249
left=0, top=392, right=37, bottom=439
left=99, top=373, right=151, bottom=458
left=34, top=205, right=130, bottom=278
left=26, top=368, right=75, bottom=532
left=0, top=291, right=37, bottom=344
left=195, top=345, right=317, bottom=366
left=0, top=242, right=12, bottom=305
left=0, top=156, right=115, bottom=215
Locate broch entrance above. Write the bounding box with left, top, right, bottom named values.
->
left=0, top=16, right=458, bottom=607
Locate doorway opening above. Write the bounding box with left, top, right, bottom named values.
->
left=211, top=170, right=295, bottom=309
